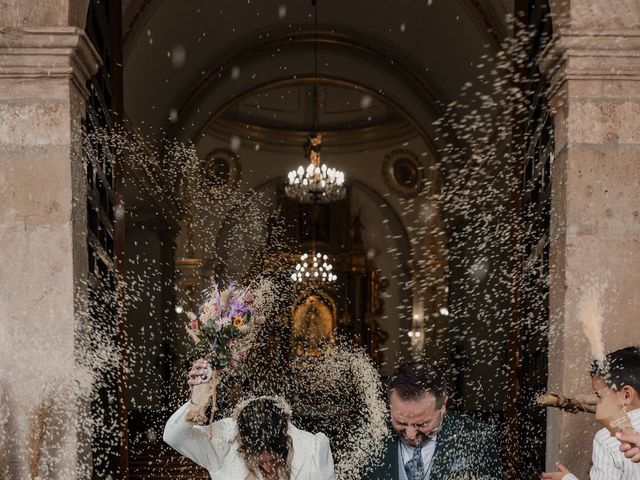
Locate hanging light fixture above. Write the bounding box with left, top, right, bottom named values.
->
left=284, top=0, right=346, bottom=204
left=285, top=133, right=346, bottom=203
left=290, top=252, right=337, bottom=283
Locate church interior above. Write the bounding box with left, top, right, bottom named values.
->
left=98, top=0, right=545, bottom=476
left=2, top=0, right=640, bottom=479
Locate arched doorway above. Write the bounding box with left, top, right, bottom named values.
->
left=114, top=1, right=551, bottom=478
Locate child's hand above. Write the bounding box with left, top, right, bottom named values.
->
left=541, top=462, right=572, bottom=480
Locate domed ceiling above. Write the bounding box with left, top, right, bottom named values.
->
left=225, top=84, right=395, bottom=132
left=122, top=0, right=514, bottom=141
left=205, top=82, right=414, bottom=152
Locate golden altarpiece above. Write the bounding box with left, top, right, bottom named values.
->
left=273, top=185, right=388, bottom=364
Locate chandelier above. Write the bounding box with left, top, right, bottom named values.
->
left=291, top=252, right=337, bottom=283
left=284, top=0, right=346, bottom=204
left=285, top=134, right=346, bottom=203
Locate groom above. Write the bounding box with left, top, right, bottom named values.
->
left=363, top=361, right=502, bottom=480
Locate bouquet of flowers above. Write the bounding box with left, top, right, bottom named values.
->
left=184, top=281, right=263, bottom=423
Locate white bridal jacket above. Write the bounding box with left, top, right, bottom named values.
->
left=164, top=403, right=335, bottom=480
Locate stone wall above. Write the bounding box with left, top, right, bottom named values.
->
left=543, top=0, right=640, bottom=476
left=0, top=20, right=99, bottom=479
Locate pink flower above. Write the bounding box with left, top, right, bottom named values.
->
left=242, top=290, right=254, bottom=303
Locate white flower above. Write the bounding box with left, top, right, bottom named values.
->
left=185, top=324, right=200, bottom=343
left=214, top=316, right=230, bottom=332
left=220, top=288, right=232, bottom=310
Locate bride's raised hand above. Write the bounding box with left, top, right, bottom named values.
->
left=185, top=358, right=221, bottom=424
left=188, top=358, right=210, bottom=386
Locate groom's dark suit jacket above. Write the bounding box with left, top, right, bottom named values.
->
left=362, top=411, right=503, bottom=480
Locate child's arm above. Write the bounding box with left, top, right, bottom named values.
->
left=541, top=462, right=576, bottom=480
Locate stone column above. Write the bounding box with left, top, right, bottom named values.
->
left=0, top=26, right=100, bottom=478
left=542, top=1, right=640, bottom=476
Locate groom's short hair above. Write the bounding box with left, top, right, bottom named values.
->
left=388, top=361, right=447, bottom=408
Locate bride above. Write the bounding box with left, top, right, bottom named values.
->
left=163, top=359, right=335, bottom=479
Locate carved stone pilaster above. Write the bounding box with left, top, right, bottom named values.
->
left=0, top=27, right=101, bottom=99
left=0, top=26, right=101, bottom=479
left=538, top=24, right=640, bottom=474
left=540, top=29, right=640, bottom=104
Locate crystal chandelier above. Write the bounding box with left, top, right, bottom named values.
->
left=284, top=0, right=346, bottom=204
left=285, top=134, right=345, bottom=203
left=291, top=252, right=337, bottom=283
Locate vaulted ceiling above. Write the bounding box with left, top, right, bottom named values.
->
left=122, top=0, right=514, bottom=143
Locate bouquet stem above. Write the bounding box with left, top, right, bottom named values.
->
left=209, top=377, right=217, bottom=439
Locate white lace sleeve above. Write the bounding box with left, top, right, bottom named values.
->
left=163, top=403, right=235, bottom=471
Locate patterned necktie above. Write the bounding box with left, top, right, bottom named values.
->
left=405, top=446, right=425, bottom=480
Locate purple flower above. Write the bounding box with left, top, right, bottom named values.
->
left=228, top=298, right=248, bottom=319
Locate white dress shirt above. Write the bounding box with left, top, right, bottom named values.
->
left=399, top=435, right=438, bottom=479
left=563, top=408, right=640, bottom=480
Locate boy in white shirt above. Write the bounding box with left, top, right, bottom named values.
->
left=542, top=346, right=640, bottom=480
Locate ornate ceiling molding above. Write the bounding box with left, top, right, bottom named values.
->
left=123, top=0, right=157, bottom=56
left=539, top=29, right=640, bottom=101
left=382, top=149, right=425, bottom=198
left=167, top=30, right=446, bottom=144
left=122, top=0, right=509, bottom=59
left=458, top=0, right=506, bottom=49
left=202, top=80, right=417, bottom=154
left=204, top=118, right=416, bottom=155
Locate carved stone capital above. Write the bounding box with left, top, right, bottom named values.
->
left=539, top=29, right=640, bottom=101
left=0, top=27, right=101, bottom=98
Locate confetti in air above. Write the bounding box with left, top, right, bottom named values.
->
left=0, top=7, right=577, bottom=479
left=578, top=282, right=606, bottom=365
left=170, top=44, right=186, bottom=68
